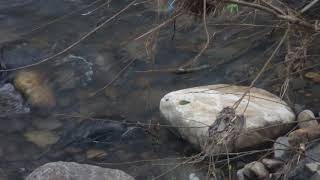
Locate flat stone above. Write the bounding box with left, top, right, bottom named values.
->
left=160, top=84, right=295, bottom=153
left=24, top=130, right=59, bottom=148
left=26, top=161, right=134, bottom=180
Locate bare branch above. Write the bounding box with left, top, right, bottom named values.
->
left=301, top=0, right=320, bottom=13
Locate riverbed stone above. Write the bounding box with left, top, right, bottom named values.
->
left=244, top=161, right=269, bottom=179
left=31, top=117, right=62, bottom=130
left=14, top=70, right=56, bottom=108
left=26, top=161, right=135, bottom=180
left=297, top=110, right=318, bottom=129
left=24, top=130, right=59, bottom=148
left=274, top=136, right=291, bottom=161
left=160, top=84, right=295, bottom=153
left=53, top=54, right=94, bottom=90
left=86, top=149, right=108, bottom=160
left=261, top=158, right=284, bottom=171
left=0, top=83, right=30, bottom=116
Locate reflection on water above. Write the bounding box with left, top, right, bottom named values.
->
left=0, top=0, right=304, bottom=179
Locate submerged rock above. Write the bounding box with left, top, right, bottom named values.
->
left=26, top=161, right=134, bottom=180
left=14, top=70, right=56, bottom=109
left=53, top=54, right=94, bottom=90
left=0, top=83, right=30, bottom=116
left=160, top=84, right=295, bottom=153
left=86, top=149, right=108, bottom=160
left=53, top=120, right=127, bottom=150
left=24, top=130, right=59, bottom=148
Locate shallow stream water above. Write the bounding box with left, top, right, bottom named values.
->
left=0, top=0, right=319, bottom=179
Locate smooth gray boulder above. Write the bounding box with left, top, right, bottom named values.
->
left=297, top=110, right=318, bottom=129
left=160, top=84, right=295, bottom=153
left=26, top=161, right=134, bottom=180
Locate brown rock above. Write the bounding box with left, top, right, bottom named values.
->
left=288, top=125, right=320, bottom=146
left=14, top=70, right=56, bottom=108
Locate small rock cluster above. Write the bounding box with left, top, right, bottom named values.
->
left=237, top=159, right=283, bottom=179
left=159, top=84, right=320, bottom=179
left=237, top=110, right=320, bottom=180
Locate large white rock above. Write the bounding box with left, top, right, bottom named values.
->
left=160, top=84, right=295, bottom=153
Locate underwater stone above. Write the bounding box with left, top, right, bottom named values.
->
left=14, top=70, right=56, bottom=109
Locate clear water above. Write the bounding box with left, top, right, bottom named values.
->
left=0, top=0, right=317, bottom=179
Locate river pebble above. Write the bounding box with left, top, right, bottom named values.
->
left=14, top=70, right=56, bottom=109
left=24, top=130, right=59, bottom=148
